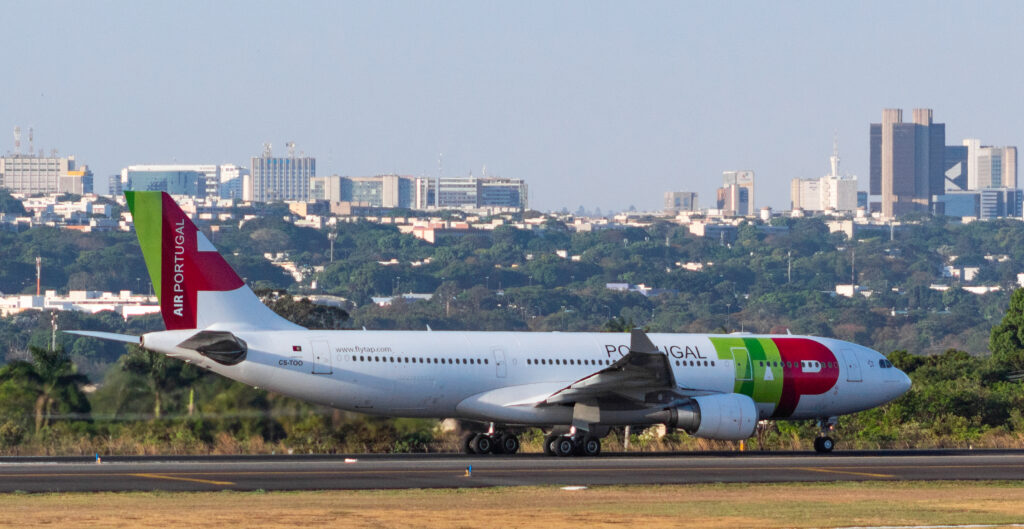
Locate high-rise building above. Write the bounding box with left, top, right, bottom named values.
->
left=720, top=171, right=754, bottom=215
left=791, top=143, right=858, bottom=212
left=0, top=154, right=93, bottom=195
left=107, top=174, right=123, bottom=196
left=248, top=151, right=315, bottom=202
left=869, top=108, right=945, bottom=218
left=717, top=184, right=749, bottom=216
left=664, top=191, right=698, bottom=215
left=963, top=139, right=1017, bottom=190
left=944, top=145, right=968, bottom=191
left=790, top=178, right=821, bottom=211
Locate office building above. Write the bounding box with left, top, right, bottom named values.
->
left=218, top=164, right=248, bottom=199
left=121, top=164, right=240, bottom=198
left=980, top=188, right=1023, bottom=219
left=248, top=151, right=315, bottom=202
left=664, top=191, right=698, bottom=215
left=309, top=175, right=416, bottom=208
left=945, top=145, right=968, bottom=191
left=790, top=178, right=821, bottom=211
left=413, top=176, right=527, bottom=210
left=717, top=184, right=750, bottom=216
left=122, top=168, right=206, bottom=197
left=869, top=108, right=945, bottom=217
left=720, top=171, right=754, bottom=215
left=107, top=174, right=123, bottom=196
left=933, top=191, right=980, bottom=218
left=0, top=154, right=93, bottom=195
left=963, top=139, right=1016, bottom=190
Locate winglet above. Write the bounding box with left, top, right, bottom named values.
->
left=630, top=329, right=658, bottom=354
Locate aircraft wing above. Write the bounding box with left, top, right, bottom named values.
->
left=541, top=329, right=718, bottom=406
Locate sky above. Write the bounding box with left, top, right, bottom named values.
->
left=2, top=1, right=1024, bottom=212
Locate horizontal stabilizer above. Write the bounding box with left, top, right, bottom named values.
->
left=63, top=330, right=141, bottom=345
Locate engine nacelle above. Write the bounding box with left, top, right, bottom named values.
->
left=664, top=393, right=758, bottom=441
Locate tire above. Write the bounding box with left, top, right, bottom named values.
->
left=472, top=433, right=494, bottom=455
left=543, top=435, right=557, bottom=456
left=500, top=434, right=520, bottom=455
left=554, top=437, right=576, bottom=457
left=814, top=436, right=834, bottom=453
left=462, top=433, right=476, bottom=454
left=580, top=436, right=601, bottom=457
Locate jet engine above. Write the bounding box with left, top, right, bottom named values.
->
left=657, top=393, right=758, bottom=440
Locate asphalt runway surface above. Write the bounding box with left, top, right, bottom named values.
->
left=1, top=450, right=1023, bottom=493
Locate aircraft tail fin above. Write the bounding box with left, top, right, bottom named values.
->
left=125, top=191, right=303, bottom=331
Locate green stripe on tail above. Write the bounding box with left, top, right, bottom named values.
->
left=125, top=191, right=163, bottom=301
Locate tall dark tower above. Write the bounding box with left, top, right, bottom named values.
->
left=869, top=108, right=945, bottom=218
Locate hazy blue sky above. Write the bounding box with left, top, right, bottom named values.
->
left=2, top=2, right=1023, bottom=212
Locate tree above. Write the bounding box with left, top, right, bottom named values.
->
left=0, top=346, right=91, bottom=434
left=990, top=288, right=1024, bottom=372
left=122, top=348, right=178, bottom=419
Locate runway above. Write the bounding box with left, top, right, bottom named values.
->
left=1, top=450, right=1023, bottom=493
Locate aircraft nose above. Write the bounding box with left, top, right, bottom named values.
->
left=897, top=369, right=912, bottom=396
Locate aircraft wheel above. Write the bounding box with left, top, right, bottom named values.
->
left=554, top=436, right=576, bottom=457
left=472, top=433, right=495, bottom=455
left=500, top=433, right=520, bottom=455
left=543, top=435, right=558, bottom=456
left=580, top=436, right=601, bottom=457
left=814, top=436, right=835, bottom=453
left=462, top=433, right=477, bottom=454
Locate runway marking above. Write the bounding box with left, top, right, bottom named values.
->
left=794, top=467, right=895, bottom=478
left=130, top=473, right=235, bottom=486
left=2, top=462, right=1024, bottom=483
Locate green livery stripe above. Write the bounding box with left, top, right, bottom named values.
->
left=125, top=191, right=163, bottom=300
left=710, top=337, right=783, bottom=409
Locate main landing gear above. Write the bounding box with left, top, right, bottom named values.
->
left=814, top=416, right=838, bottom=453
left=543, top=434, right=602, bottom=457
left=462, top=430, right=521, bottom=455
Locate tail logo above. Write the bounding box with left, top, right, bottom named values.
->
left=172, top=218, right=186, bottom=317
left=157, top=193, right=243, bottom=329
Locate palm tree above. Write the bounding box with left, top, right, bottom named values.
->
left=0, top=347, right=91, bottom=435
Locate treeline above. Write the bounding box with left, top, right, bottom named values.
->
left=3, top=289, right=1024, bottom=454
left=4, top=205, right=1024, bottom=452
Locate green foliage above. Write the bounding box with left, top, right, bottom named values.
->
left=0, top=189, right=27, bottom=215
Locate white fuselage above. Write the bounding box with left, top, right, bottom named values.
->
left=142, top=329, right=911, bottom=427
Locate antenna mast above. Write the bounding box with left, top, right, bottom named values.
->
left=830, top=131, right=840, bottom=178
left=13, top=126, right=21, bottom=155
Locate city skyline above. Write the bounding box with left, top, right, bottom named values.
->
left=2, top=2, right=1024, bottom=212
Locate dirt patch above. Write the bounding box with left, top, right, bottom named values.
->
left=1, top=483, right=1024, bottom=528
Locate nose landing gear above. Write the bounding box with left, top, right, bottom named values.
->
left=814, top=417, right=838, bottom=453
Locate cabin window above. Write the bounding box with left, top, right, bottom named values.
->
left=485, top=359, right=489, bottom=364
left=711, top=361, right=715, bottom=366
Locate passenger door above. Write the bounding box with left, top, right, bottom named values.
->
left=731, top=346, right=753, bottom=381
left=492, top=347, right=507, bottom=378
left=311, top=340, right=332, bottom=375
left=840, top=348, right=862, bottom=382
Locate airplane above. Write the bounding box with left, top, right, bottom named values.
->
left=69, top=191, right=912, bottom=457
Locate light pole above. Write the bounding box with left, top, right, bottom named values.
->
left=328, top=232, right=337, bottom=263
